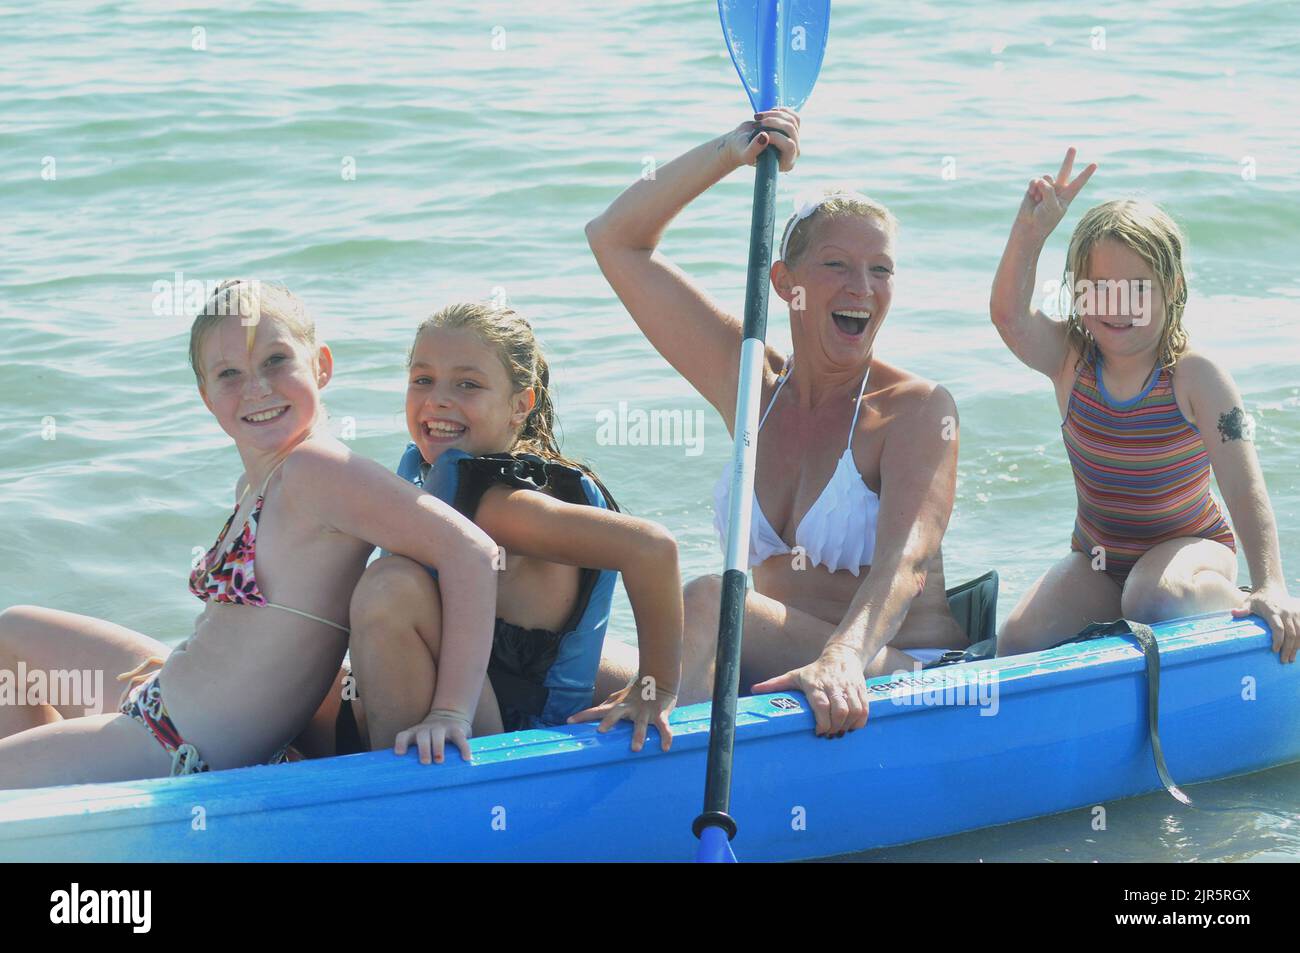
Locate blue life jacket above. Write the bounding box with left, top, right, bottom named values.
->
left=393, top=443, right=619, bottom=730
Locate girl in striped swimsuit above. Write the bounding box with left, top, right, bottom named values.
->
left=989, top=148, right=1299, bottom=661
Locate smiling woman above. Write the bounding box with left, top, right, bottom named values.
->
left=586, top=110, right=974, bottom=738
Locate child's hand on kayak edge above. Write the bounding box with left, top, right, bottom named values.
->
left=751, top=644, right=870, bottom=738
left=1016, top=147, right=1096, bottom=243
left=394, top=709, right=474, bottom=765
left=1232, top=586, right=1300, bottom=663
left=722, top=107, right=801, bottom=173
left=568, top=675, right=676, bottom=752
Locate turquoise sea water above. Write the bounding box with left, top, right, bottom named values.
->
left=1, top=0, right=1297, bottom=860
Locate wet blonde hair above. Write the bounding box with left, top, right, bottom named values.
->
left=1064, top=199, right=1189, bottom=370
left=188, top=279, right=318, bottom=383
left=779, top=189, right=899, bottom=266
left=410, top=302, right=589, bottom=474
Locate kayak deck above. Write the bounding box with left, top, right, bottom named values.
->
left=0, top=612, right=1295, bottom=861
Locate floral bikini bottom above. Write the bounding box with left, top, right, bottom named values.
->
left=117, top=658, right=292, bottom=776
left=117, top=659, right=209, bottom=776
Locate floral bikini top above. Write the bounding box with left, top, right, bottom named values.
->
left=189, top=458, right=349, bottom=633
left=189, top=487, right=271, bottom=606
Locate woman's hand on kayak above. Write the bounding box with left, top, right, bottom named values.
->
left=1016, top=147, right=1096, bottom=243
left=721, top=108, right=801, bottom=173
left=568, top=676, right=676, bottom=752
left=1232, top=586, right=1300, bottom=663
left=751, top=645, right=870, bottom=737
left=394, top=709, right=473, bottom=765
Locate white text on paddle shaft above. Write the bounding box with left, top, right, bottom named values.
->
left=49, top=884, right=151, bottom=934
left=595, top=402, right=705, bottom=457
left=0, top=664, right=103, bottom=715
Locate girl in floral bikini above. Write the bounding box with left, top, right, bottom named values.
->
left=0, top=280, right=498, bottom=787
left=991, top=149, right=1300, bottom=661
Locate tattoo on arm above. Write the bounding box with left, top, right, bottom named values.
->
left=1217, top=406, right=1255, bottom=443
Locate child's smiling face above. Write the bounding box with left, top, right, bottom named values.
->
left=197, top=315, right=331, bottom=453
left=1078, top=239, right=1169, bottom=360
left=405, top=326, right=534, bottom=464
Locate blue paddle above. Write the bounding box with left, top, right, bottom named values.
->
left=693, top=0, right=831, bottom=864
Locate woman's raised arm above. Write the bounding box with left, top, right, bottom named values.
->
left=585, top=110, right=800, bottom=418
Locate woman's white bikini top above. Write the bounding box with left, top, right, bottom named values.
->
left=712, top=355, right=880, bottom=576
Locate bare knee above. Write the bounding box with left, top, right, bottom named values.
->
left=1121, top=575, right=1193, bottom=623
left=0, top=606, right=45, bottom=660
left=0, top=605, right=43, bottom=635
left=350, top=557, right=441, bottom=645
left=995, top=615, right=1035, bottom=657
left=682, top=575, right=723, bottom=647
left=678, top=575, right=724, bottom=701
left=683, top=575, right=722, bottom=624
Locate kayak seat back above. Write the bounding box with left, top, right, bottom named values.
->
left=921, top=571, right=1000, bottom=669
left=944, top=569, right=998, bottom=645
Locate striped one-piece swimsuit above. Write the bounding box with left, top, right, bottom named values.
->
left=1061, top=356, right=1235, bottom=585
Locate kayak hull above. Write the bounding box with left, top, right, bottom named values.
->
left=1, top=612, right=1296, bottom=862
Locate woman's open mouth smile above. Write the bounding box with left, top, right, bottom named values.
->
left=832, top=309, right=872, bottom=338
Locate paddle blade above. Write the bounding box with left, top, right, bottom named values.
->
left=718, top=0, right=831, bottom=112
left=695, top=825, right=738, bottom=863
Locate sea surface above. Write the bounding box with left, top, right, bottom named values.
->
left=1, top=0, right=1297, bottom=860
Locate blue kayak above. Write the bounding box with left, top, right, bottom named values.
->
left=0, top=611, right=1295, bottom=862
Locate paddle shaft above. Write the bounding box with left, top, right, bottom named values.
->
left=695, top=144, right=780, bottom=841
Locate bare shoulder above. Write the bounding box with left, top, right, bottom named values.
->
left=277, top=434, right=399, bottom=508
left=1171, top=348, right=1232, bottom=385
left=870, top=361, right=957, bottom=423
left=280, top=434, right=355, bottom=484
left=1171, top=348, right=1241, bottom=403
left=1171, top=349, right=1248, bottom=434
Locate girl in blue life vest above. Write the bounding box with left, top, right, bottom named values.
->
left=330, top=302, right=682, bottom=763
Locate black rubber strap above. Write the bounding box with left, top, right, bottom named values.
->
left=1054, top=619, right=1294, bottom=818
left=1052, top=620, right=1189, bottom=806
left=1123, top=621, right=1192, bottom=806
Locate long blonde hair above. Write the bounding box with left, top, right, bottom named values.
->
left=410, top=302, right=590, bottom=476
left=1064, top=199, right=1189, bottom=370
